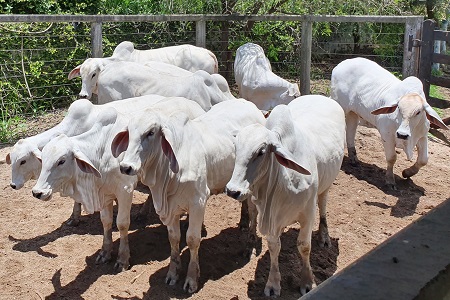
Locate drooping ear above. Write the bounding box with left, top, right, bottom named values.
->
left=111, top=129, right=129, bottom=158
left=68, top=65, right=81, bottom=80
left=5, top=153, right=11, bottom=165
left=74, top=150, right=101, bottom=178
left=32, top=149, right=42, bottom=163
left=161, top=127, right=179, bottom=174
left=288, top=83, right=300, bottom=97
left=371, top=103, right=398, bottom=115
left=424, top=103, right=449, bottom=130
left=269, top=134, right=311, bottom=175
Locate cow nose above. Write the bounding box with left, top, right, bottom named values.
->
left=32, top=191, right=42, bottom=199
left=120, top=165, right=133, bottom=175
left=10, top=183, right=17, bottom=189
left=79, top=94, right=88, bottom=99
left=226, top=189, right=241, bottom=200
left=396, top=132, right=409, bottom=140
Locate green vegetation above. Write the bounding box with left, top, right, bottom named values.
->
left=0, top=0, right=449, bottom=143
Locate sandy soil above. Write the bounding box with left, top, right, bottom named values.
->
left=0, top=90, right=449, bottom=300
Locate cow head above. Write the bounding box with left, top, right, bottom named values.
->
left=68, top=58, right=105, bottom=99
left=371, top=93, right=448, bottom=159
left=226, top=123, right=310, bottom=202
left=32, top=135, right=100, bottom=201
left=7, top=139, right=42, bottom=190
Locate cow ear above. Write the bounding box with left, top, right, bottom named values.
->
left=68, top=65, right=81, bottom=80
left=288, top=83, right=300, bottom=97
left=269, top=137, right=311, bottom=175
left=5, top=153, right=11, bottom=165
left=424, top=104, right=449, bottom=130
left=371, top=103, right=398, bottom=115
left=32, top=149, right=42, bottom=162
left=161, top=127, right=179, bottom=174
left=111, top=129, right=129, bottom=158
left=74, top=150, right=101, bottom=178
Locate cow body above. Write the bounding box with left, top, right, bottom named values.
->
left=31, top=97, right=205, bottom=270
left=111, top=99, right=266, bottom=293
left=234, top=42, right=300, bottom=111
left=112, top=41, right=218, bottom=74
left=330, top=57, right=448, bottom=187
left=69, top=59, right=234, bottom=107
left=226, top=95, right=346, bottom=297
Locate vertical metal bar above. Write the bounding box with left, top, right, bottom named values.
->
left=91, top=22, right=103, bottom=58
left=196, top=19, right=206, bottom=48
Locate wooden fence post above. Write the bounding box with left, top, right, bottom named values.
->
left=403, top=17, right=423, bottom=77
left=300, top=21, right=312, bottom=95
left=91, top=22, right=103, bottom=58
left=418, top=19, right=436, bottom=101
left=196, top=19, right=206, bottom=48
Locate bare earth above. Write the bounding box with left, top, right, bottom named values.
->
left=0, top=88, right=449, bottom=300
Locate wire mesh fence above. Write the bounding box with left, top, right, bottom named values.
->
left=0, top=14, right=421, bottom=143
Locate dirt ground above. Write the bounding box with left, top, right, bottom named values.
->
left=0, top=87, right=449, bottom=300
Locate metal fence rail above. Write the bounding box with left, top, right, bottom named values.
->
left=0, top=14, right=423, bottom=127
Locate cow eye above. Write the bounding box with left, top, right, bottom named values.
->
left=147, top=130, right=154, bottom=137
left=58, top=160, right=65, bottom=166
left=416, top=111, right=421, bottom=116
left=20, top=160, right=26, bottom=165
left=91, top=73, right=96, bottom=79
left=257, top=148, right=265, bottom=157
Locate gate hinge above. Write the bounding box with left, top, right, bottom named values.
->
left=408, top=35, right=424, bottom=51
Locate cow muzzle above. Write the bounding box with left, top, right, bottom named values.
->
left=120, top=163, right=137, bottom=176
left=225, top=187, right=245, bottom=202
left=32, top=189, right=52, bottom=201
left=396, top=132, right=410, bottom=140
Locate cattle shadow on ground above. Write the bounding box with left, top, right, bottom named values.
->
left=46, top=224, right=171, bottom=300
left=247, top=228, right=339, bottom=300
left=9, top=201, right=161, bottom=258
left=145, top=226, right=256, bottom=299
left=341, top=156, right=425, bottom=218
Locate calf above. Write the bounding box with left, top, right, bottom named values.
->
left=111, top=99, right=266, bottom=293
left=226, top=95, right=346, bottom=297
left=331, top=57, right=448, bottom=188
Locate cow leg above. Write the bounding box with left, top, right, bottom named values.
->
left=298, top=205, right=316, bottom=295
left=66, top=202, right=82, bottom=226
left=238, top=199, right=249, bottom=230
left=244, top=197, right=259, bottom=258
left=402, top=136, right=428, bottom=178
left=264, top=235, right=282, bottom=297
left=137, top=193, right=153, bottom=221
left=382, top=140, right=397, bottom=189
left=184, top=207, right=205, bottom=294
left=96, top=201, right=114, bottom=264
left=318, top=188, right=331, bottom=248
left=115, top=195, right=132, bottom=272
left=345, top=111, right=360, bottom=165
left=166, top=216, right=181, bottom=286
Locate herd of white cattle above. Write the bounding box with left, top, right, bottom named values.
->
left=5, top=41, right=448, bottom=297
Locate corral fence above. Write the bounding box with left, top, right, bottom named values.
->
left=418, top=19, right=450, bottom=109
left=0, top=14, right=426, bottom=141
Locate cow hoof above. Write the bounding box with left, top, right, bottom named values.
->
left=95, top=251, right=111, bottom=264
left=402, top=168, right=417, bottom=179
left=386, top=183, right=397, bottom=191
left=319, top=235, right=331, bottom=248
left=300, top=283, right=314, bottom=296
left=238, top=218, right=249, bottom=231
left=165, top=272, right=178, bottom=286
left=183, top=277, right=198, bottom=294
left=65, top=217, right=80, bottom=227
left=264, top=285, right=281, bottom=297
left=114, top=261, right=128, bottom=272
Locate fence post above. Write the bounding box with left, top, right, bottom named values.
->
left=403, top=17, right=423, bottom=77
left=300, top=21, right=312, bottom=95
left=196, top=19, right=206, bottom=48
left=418, top=19, right=436, bottom=101
left=91, top=22, right=103, bottom=58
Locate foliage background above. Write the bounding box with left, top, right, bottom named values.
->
left=0, top=0, right=449, bottom=142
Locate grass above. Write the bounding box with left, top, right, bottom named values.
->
left=429, top=85, right=445, bottom=117
left=0, top=116, right=27, bottom=144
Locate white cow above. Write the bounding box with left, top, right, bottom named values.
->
left=68, top=59, right=234, bottom=107
left=31, top=97, right=205, bottom=271
left=6, top=96, right=166, bottom=225
left=330, top=57, right=448, bottom=188
left=234, top=42, right=300, bottom=111
left=111, top=41, right=218, bottom=74
left=111, top=99, right=266, bottom=293
left=226, top=95, right=345, bottom=297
